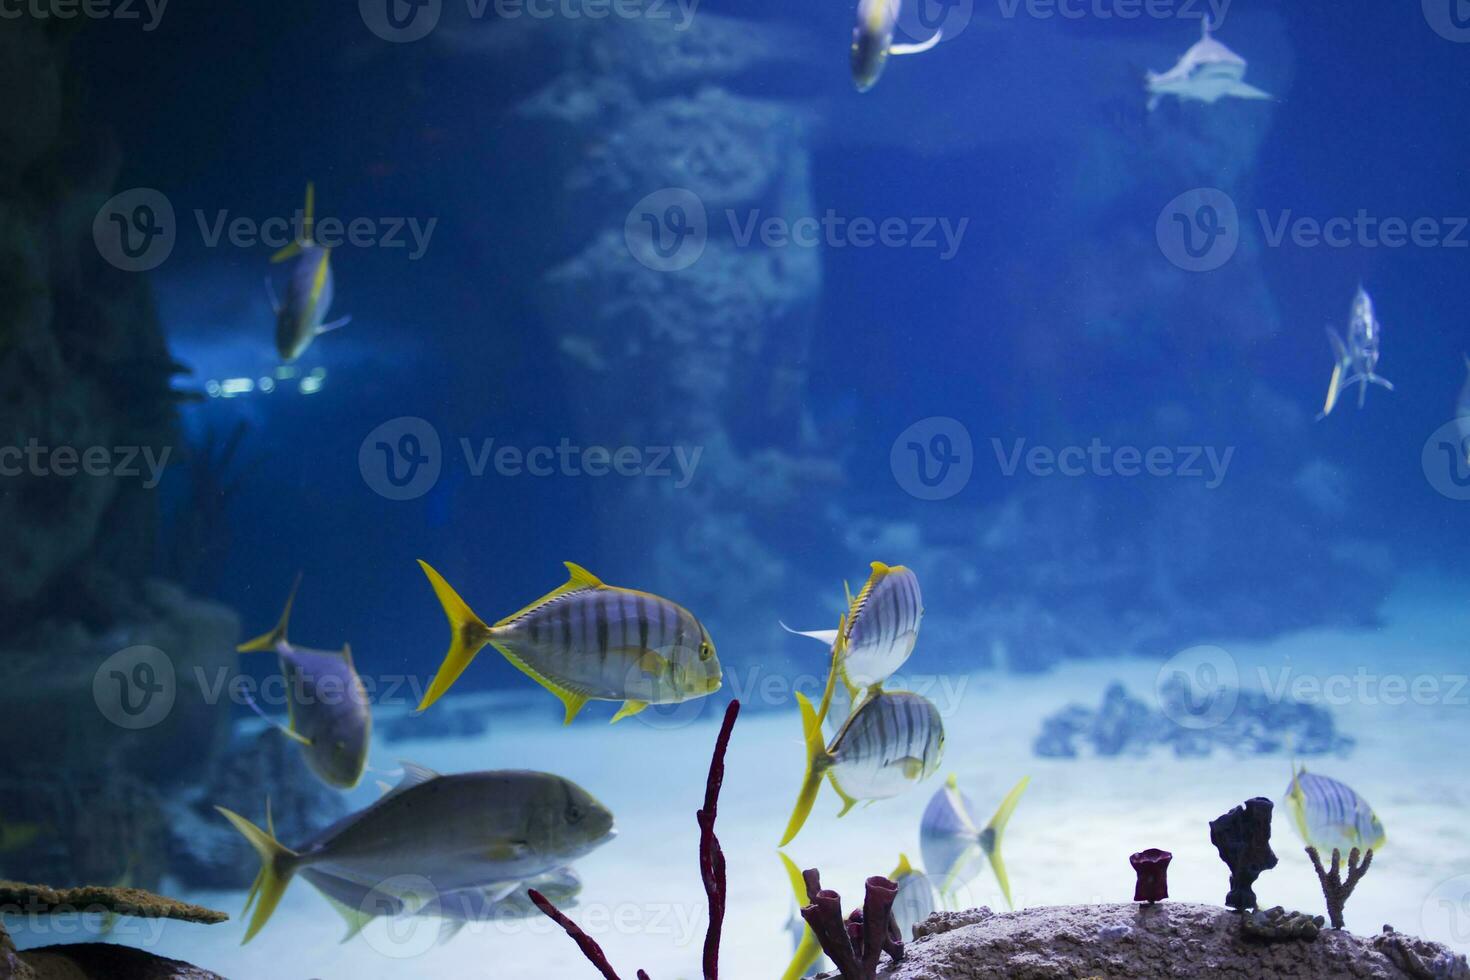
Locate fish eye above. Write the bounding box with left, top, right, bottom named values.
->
left=566, top=803, right=584, bottom=824
left=699, top=642, right=713, bottom=662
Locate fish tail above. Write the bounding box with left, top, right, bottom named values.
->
left=778, top=851, right=823, bottom=980
left=981, top=776, right=1030, bottom=911
left=214, top=805, right=299, bottom=943
left=416, top=560, right=495, bottom=711
left=779, top=692, right=829, bottom=847
left=237, top=573, right=301, bottom=653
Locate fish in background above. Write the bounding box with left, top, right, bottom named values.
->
left=267, top=182, right=350, bottom=362
left=889, top=853, right=937, bottom=941
left=1319, top=285, right=1395, bottom=418
left=783, top=561, right=923, bottom=726
left=414, top=560, right=722, bottom=721
left=1146, top=16, right=1272, bottom=111
left=920, top=775, right=1030, bottom=910
left=1457, top=354, right=1470, bottom=465
left=780, top=689, right=944, bottom=846
left=851, top=0, right=942, bottom=93
left=215, top=764, right=615, bottom=943
left=237, top=576, right=372, bottom=790
left=777, top=852, right=827, bottom=980
left=1283, top=765, right=1386, bottom=856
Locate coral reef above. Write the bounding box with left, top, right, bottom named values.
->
left=1210, top=798, right=1279, bottom=911
left=1241, top=906, right=1324, bottom=944
left=800, top=871, right=903, bottom=980
left=1308, top=845, right=1374, bottom=930
left=1033, top=679, right=1354, bottom=759
left=880, top=903, right=1467, bottom=979
left=0, top=880, right=226, bottom=979
left=1130, top=848, right=1171, bottom=903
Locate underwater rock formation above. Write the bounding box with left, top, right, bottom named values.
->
left=1033, top=679, right=1354, bottom=759
left=0, top=880, right=226, bottom=979
left=1210, top=798, right=1279, bottom=911
left=876, top=903, right=1466, bottom=979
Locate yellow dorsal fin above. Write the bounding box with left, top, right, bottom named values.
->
left=870, top=560, right=892, bottom=576
left=238, top=573, right=301, bottom=653
left=889, top=853, right=914, bottom=880
left=563, top=562, right=604, bottom=589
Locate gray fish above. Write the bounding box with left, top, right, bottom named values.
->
left=889, top=853, right=937, bottom=941
left=1146, top=17, right=1271, bottom=111
left=266, top=183, right=349, bottom=362
left=216, top=764, right=615, bottom=943
left=1320, top=285, right=1394, bottom=418
left=237, top=576, right=372, bottom=790
left=1283, top=765, right=1385, bottom=856
left=851, top=0, right=941, bottom=93
left=919, top=775, right=1029, bottom=910
left=416, top=560, right=721, bottom=722
left=780, top=689, right=943, bottom=846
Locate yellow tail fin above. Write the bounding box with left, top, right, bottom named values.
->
left=779, top=692, right=829, bottom=847
left=778, top=851, right=824, bottom=980
left=238, top=574, right=301, bottom=653
left=416, top=559, right=494, bottom=711
left=981, top=776, right=1030, bottom=910
left=215, top=805, right=299, bottom=943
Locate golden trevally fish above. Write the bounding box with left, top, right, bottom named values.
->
left=780, top=688, right=943, bottom=846
left=415, top=560, right=722, bottom=722
left=216, top=764, right=615, bottom=943
left=267, top=182, right=350, bottom=362
left=889, top=853, right=937, bottom=941
left=783, top=561, right=923, bottom=722
left=236, top=576, right=372, bottom=790
left=1283, top=765, right=1386, bottom=856
left=920, top=774, right=1030, bottom=910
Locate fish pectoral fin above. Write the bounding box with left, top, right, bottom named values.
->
left=890, top=29, right=941, bottom=55
left=634, top=650, right=671, bottom=675
left=316, top=315, right=351, bottom=336
left=482, top=880, right=522, bottom=903
left=484, top=842, right=532, bottom=862
left=611, top=699, right=649, bottom=723
left=240, top=686, right=313, bottom=746
left=892, top=756, right=926, bottom=780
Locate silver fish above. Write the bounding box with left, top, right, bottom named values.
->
left=780, top=689, right=943, bottom=846
left=1283, top=766, right=1385, bottom=856
left=237, top=577, right=372, bottom=790
left=920, top=774, right=1029, bottom=910
left=889, top=853, right=937, bottom=941
left=266, top=183, right=350, bottom=362
left=1146, top=17, right=1271, bottom=111
left=1457, top=353, right=1470, bottom=466
left=851, top=0, right=942, bottom=93
left=1320, top=285, right=1394, bottom=417
left=216, top=764, right=615, bottom=943
left=783, top=561, right=924, bottom=700
left=416, top=560, right=722, bottom=722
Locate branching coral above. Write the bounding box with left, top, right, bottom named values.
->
left=1306, top=846, right=1372, bottom=930
left=530, top=700, right=740, bottom=980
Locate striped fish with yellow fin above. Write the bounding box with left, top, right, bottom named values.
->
left=920, top=774, right=1030, bottom=910
left=415, top=560, right=721, bottom=721
left=1283, top=765, right=1385, bottom=856
left=267, top=182, right=350, bottom=362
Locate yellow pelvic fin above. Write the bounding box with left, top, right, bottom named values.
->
left=832, top=776, right=861, bottom=818
left=778, top=851, right=824, bottom=980
left=416, top=560, right=495, bottom=712
left=611, top=700, right=649, bottom=723
left=215, top=805, right=298, bottom=944
left=238, top=573, right=301, bottom=653
left=981, top=776, right=1030, bottom=911
left=322, top=892, right=375, bottom=944
left=779, top=692, right=831, bottom=847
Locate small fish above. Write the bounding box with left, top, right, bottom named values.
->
left=851, top=0, right=942, bottom=93
left=299, top=864, right=582, bottom=944
left=1146, top=17, right=1271, bottom=111
left=1320, top=285, right=1394, bottom=418
left=780, top=689, right=944, bottom=846
left=920, top=774, right=1029, bottom=910
left=1456, top=353, right=1470, bottom=466
left=783, top=562, right=924, bottom=720
left=237, top=576, right=372, bottom=790
left=415, top=560, right=722, bottom=722
left=266, top=183, right=350, bottom=362
left=889, top=853, right=937, bottom=941
left=216, top=764, right=615, bottom=943
left=1283, top=765, right=1385, bottom=856
left=776, top=852, right=827, bottom=980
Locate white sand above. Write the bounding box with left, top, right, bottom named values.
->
left=13, top=576, right=1470, bottom=979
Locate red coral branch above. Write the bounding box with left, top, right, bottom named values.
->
left=699, top=699, right=740, bottom=980
left=528, top=888, right=623, bottom=980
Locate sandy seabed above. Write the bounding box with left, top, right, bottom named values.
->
left=14, top=576, right=1470, bottom=979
